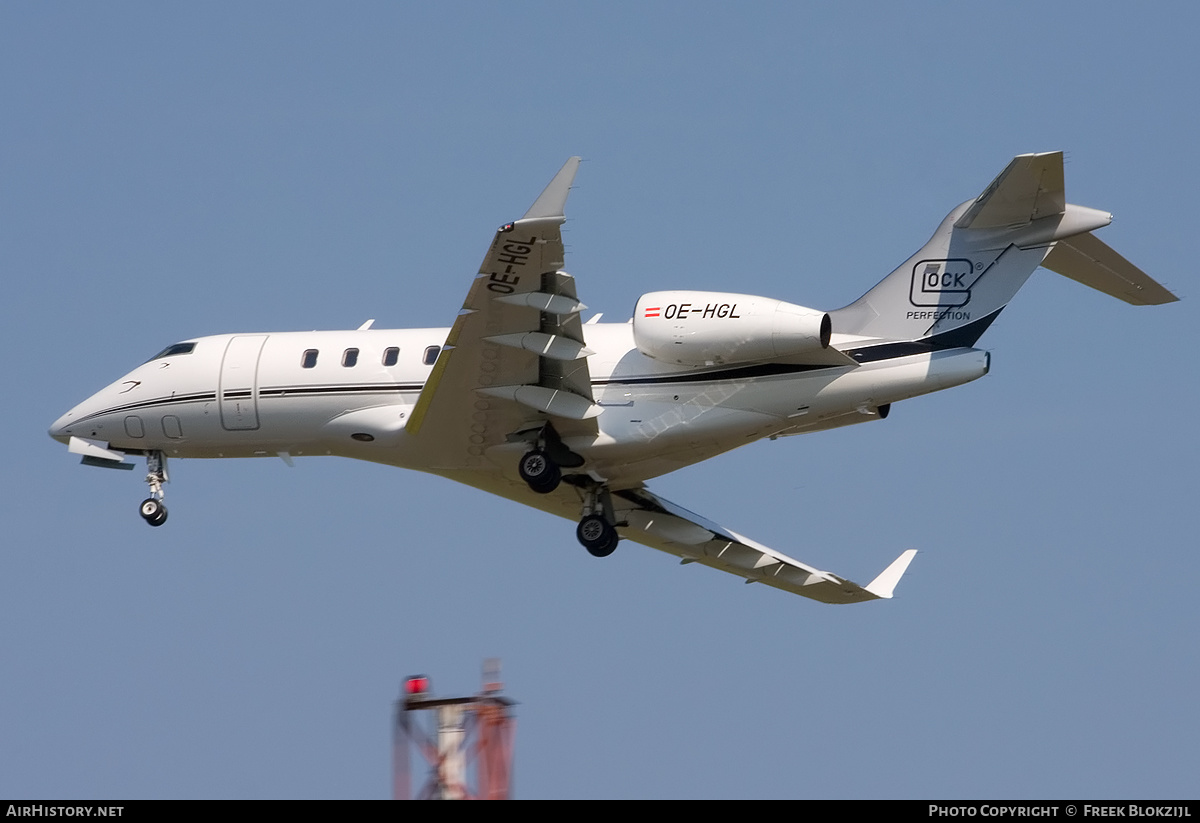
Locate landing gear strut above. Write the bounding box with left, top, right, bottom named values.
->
left=139, top=450, right=168, bottom=527
left=576, top=483, right=619, bottom=557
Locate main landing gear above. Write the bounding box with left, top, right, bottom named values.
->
left=575, top=483, right=619, bottom=558
left=518, top=449, right=561, bottom=494
left=513, top=424, right=618, bottom=557
left=515, top=423, right=582, bottom=496
left=577, top=513, right=618, bottom=557
left=139, top=450, right=168, bottom=527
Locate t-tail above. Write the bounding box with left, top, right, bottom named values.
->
left=830, top=152, right=1178, bottom=347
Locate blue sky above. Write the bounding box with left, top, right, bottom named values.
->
left=2, top=2, right=1197, bottom=799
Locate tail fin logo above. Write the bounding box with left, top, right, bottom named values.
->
left=909, top=258, right=979, bottom=308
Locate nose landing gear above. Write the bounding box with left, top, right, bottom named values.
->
left=139, top=450, right=168, bottom=527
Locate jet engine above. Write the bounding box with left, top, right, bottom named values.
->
left=632, top=291, right=831, bottom=366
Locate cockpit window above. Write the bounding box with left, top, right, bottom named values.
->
left=147, top=342, right=197, bottom=362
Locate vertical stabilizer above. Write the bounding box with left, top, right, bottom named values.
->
left=829, top=152, right=1176, bottom=347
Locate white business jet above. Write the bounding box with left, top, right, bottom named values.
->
left=49, top=153, right=1177, bottom=604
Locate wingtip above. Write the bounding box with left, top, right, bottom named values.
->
left=864, top=548, right=918, bottom=599
left=521, top=157, right=583, bottom=220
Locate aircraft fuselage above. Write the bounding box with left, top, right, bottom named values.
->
left=50, top=325, right=989, bottom=488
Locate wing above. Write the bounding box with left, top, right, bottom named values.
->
left=408, top=158, right=599, bottom=469
left=448, top=470, right=917, bottom=604
left=610, top=487, right=917, bottom=603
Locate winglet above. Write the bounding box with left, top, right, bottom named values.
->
left=864, top=549, right=918, bottom=599
left=522, top=157, right=582, bottom=220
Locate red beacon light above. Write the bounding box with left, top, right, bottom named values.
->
left=404, top=676, right=430, bottom=696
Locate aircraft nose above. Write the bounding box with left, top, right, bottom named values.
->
left=50, top=371, right=145, bottom=445
left=49, top=394, right=97, bottom=443
left=49, top=409, right=75, bottom=443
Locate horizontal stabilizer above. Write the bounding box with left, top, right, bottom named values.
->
left=956, top=151, right=1066, bottom=229
left=1042, top=231, right=1179, bottom=305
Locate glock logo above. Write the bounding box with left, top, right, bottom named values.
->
left=909, top=258, right=977, bottom=308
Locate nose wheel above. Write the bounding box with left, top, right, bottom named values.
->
left=139, top=450, right=169, bottom=527
left=140, top=497, right=168, bottom=526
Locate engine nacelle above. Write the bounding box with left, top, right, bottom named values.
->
left=632, top=291, right=831, bottom=366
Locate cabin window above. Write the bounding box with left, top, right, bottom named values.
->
left=301, top=349, right=319, bottom=368
left=423, top=346, right=440, bottom=366
left=342, top=348, right=359, bottom=367
left=382, top=347, right=399, bottom=367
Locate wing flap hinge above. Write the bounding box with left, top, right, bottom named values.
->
left=476, top=384, right=602, bottom=420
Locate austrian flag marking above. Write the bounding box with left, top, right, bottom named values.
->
left=644, top=307, right=661, bottom=317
